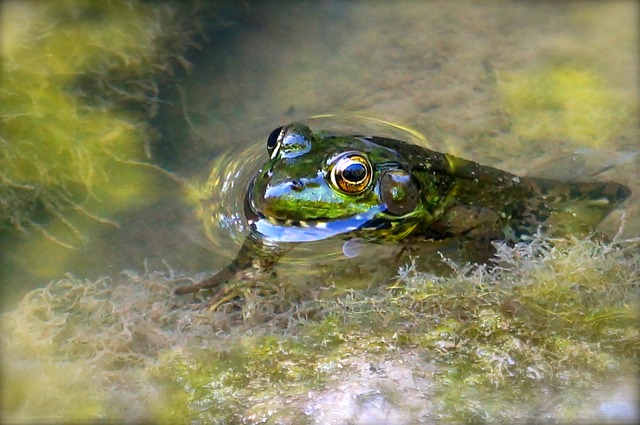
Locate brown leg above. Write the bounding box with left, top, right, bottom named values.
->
left=174, top=234, right=291, bottom=297
left=174, top=267, right=236, bottom=295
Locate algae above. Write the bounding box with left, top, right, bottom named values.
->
left=2, top=234, right=638, bottom=423
left=0, top=0, right=233, bottom=288
left=498, top=66, right=631, bottom=148
left=2, top=1, right=179, bottom=235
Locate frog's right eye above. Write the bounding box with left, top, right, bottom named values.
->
left=267, top=126, right=284, bottom=158
left=329, top=152, right=373, bottom=195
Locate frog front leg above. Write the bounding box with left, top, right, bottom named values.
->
left=174, top=234, right=289, bottom=304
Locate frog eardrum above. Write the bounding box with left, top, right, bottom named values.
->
left=378, top=169, right=419, bottom=215
left=327, top=152, right=419, bottom=215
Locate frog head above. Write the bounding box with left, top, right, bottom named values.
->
left=245, top=123, right=428, bottom=242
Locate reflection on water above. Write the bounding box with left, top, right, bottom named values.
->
left=197, top=138, right=263, bottom=258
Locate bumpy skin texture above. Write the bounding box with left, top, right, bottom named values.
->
left=175, top=124, right=630, bottom=297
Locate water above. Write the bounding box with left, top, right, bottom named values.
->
left=1, top=1, right=638, bottom=423
left=169, top=0, right=639, bottom=245
left=2, top=0, right=637, bottom=303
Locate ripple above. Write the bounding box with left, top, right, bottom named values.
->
left=196, top=114, right=434, bottom=262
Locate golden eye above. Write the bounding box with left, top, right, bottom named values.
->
left=330, top=153, right=373, bottom=195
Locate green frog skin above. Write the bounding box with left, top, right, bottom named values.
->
left=175, top=123, right=631, bottom=298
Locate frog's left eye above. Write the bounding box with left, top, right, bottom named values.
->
left=267, top=126, right=284, bottom=158
left=330, top=153, right=373, bottom=195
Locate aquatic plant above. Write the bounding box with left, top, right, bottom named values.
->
left=0, top=0, right=229, bottom=285
left=1, top=1, right=187, bottom=238
left=1, top=234, right=637, bottom=423
left=498, top=66, right=630, bottom=148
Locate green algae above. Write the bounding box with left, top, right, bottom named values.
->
left=0, top=0, right=218, bottom=286
left=154, top=236, right=640, bottom=423
left=2, top=235, right=637, bottom=423
left=3, top=1, right=166, bottom=233
left=498, top=66, right=631, bottom=148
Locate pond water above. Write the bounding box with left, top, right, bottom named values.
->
left=1, top=1, right=638, bottom=423
left=142, top=0, right=640, bottom=284
left=2, top=0, right=638, bottom=304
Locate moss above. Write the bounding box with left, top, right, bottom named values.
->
left=374, top=237, right=639, bottom=422
left=157, top=337, right=326, bottom=423
left=175, top=236, right=636, bottom=423
left=2, top=235, right=637, bottom=423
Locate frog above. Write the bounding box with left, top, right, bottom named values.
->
left=175, top=123, right=631, bottom=304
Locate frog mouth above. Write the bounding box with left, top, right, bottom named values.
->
left=247, top=207, right=385, bottom=243
left=244, top=177, right=386, bottom=242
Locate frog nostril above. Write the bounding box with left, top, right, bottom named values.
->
left=290, top=179, right=304, bottom=192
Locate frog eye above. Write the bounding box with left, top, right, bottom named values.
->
left=267, top=126, right=284, bottom=158
left=330, top=153, right=373, bottom=195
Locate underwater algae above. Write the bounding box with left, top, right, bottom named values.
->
left=2, top=1, right=177, bottom=235
left=1, top=235, right=638, bottom=423
left=498, top=66, right=631, bottom=149
left=0, top=0, right=225, bottom=287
